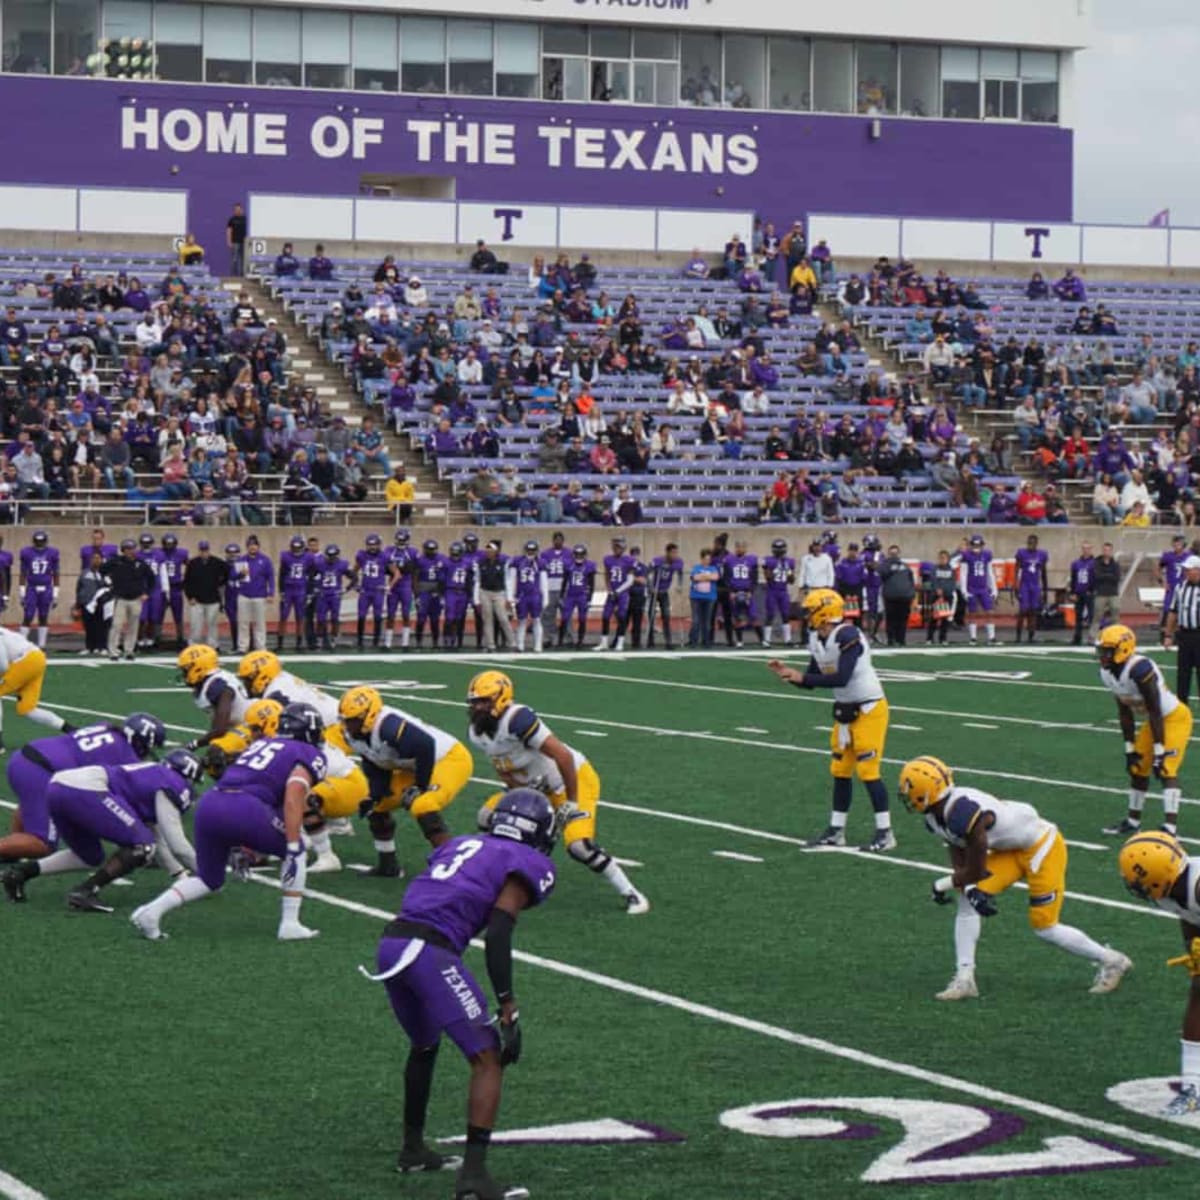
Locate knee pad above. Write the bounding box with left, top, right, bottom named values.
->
left=567, top=837, right=611, bottom=873
left=302, top=809, right=326, bottom=834
left=416, top=811, right=449, bottom=843
left=368, top=812, right=396, bottom=841
left=129, top=842, right=157, bottom=868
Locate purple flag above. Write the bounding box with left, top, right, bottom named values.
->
left=1149, top=208, right=1170, bottom=227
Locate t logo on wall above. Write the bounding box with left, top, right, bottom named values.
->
left=1024, top=227, right=1050, bottom=258
left=494, top=208, right=524, bottom=241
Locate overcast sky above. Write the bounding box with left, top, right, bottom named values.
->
left=1073, top=0, right=1198, bottom=225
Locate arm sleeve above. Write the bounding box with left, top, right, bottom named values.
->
left=381, top=714, right=437, bottom=790
left=803, top=638, right=863, bottom=689
left=945, top=796, right=983, bottom=840
left=153, top=794, right=196, bottom=874
left=505, top=564, right=517, bottom=604
left=484, top=907, right=517, bottom=1003
left=539, top=570, right=549, bottom=608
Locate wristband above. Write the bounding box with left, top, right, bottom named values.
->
left=286, top=840, right=302, bottom=854
left=933, top=875, right=954, bottom=896
left=1124, top=741, right=1136, bottom=754
left=1154, top=743, right=1166, bottom=757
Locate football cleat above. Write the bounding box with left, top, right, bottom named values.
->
left=130, top=904, right=167, bottom=940
left=367, top=860, right=404, bottom=879
left=807, top=825, right=846, bottom=848
left=936, top=969, right=979, bottom=1001
left=1102, top=817, right=1142, bottom=837
left=308, top=851, right=343, bottom=874
left=1164, top=1084, right=1200, bottom=1118
left=66, top=887, right=114, bottom=914
left=326, top=817, right=354, bottom=837
left=277, top=921, right=320, bottom=941
left=396, top=1147, right=462, bottom=1174
left=1088, top=949, right=1133, bottom=994
left=454, top=1166, right=529, bottom=1200
left=2, top=867, right=27, bottom=903
left=860, top=828, right=897, bottom=853
left=623, top=891, right=651, bottom=916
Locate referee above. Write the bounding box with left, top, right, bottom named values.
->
left=1164, top=554, right=1200, bottom=702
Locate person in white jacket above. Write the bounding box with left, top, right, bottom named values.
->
left=799, top=540, right=835, bottom=591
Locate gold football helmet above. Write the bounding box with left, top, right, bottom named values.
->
left=177, top=644, right=219, bottom=688
left=802, top=588, right=844, bottom=629
left=898, top=756, right=955, bottom=813
left=1119, top=831, right=1187, bottom=901
left=237, top=650, right=282, bottom=698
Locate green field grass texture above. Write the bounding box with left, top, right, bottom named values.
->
left=3, top=648, right=1200, bottom=1199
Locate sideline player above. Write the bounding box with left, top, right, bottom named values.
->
left=356, top=533, right=394, bottom=650
left=508, top=541, right=548, bottom=654
left=466, top=670, right=649, bottom=914
left=726, top=539, right=764, bottom=647
left=131, top=703, right=328, bottom=942
left=19, top=529, right=58, bottom=650
left=1098, top=624, right=1192, bottom=837
left=0, top=712, right=165, bottom=863
left=593, top=536, right=633, bottom=652
left=958, top=534, right=998, bottom=646
left=278, top=534, right=313, bottom=653
left=900, top=755, right=1131, bottom=1001
left=761, top=538, right=795, bottom=649
left=768, top=588, right=894, bottom=852
left=1013, top=534, right=1048, bottom=645
left=339, top=686, right=473, bottom=876
left=1159, top=534, right=1190, bottom=640
left=558, top=544, right=595, bottom=649
left=385, top=529, right=417, bottom=651
left=2, top=750, right=201, bottom=909
left=1119, top=831, right=1200, bottom=1115
left=177, top=644, right=252, bottom=760
left=443, top=542, right=475, bottom=651
left=361, top=788, right=556, bottom=1196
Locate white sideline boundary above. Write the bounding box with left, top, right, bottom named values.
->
left=0, top=1170, right=49, bottom=1200
left=244, top=874, right=1200, bottom=1166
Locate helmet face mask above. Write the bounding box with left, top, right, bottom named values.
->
left=572, top=545, right=587, bottom=562
left=123, top=711, right=166, bottom=759
left=394, top=530, right=410, bottom=547
left=1119, top=831, right=1188, bottom=901
left=245, top=698, right=283, bottom=738
left=1097, top=624, right=1136, bottom=670
left=771, top=539, right=787, bottom=556
left=898, top=756, right=954, bottom=814
left=467, top=670, right=514, bottom=733
left=177, top=644, right=219, bottom=688
left=489, top=787, right=556, bottom=855
left=277, top=702, right=324, bottom=746
left=338, top=686, right=382, bottom=739
left=237, top=650, right=280, bottom=697
left=803, top=587, right=844, bottom=632
left=290, top=535, right=306, bottom=552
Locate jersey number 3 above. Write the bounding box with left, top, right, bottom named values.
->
left=431, top=838, right=484, bottom=880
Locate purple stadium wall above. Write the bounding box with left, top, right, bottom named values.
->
left=0, top=75, right=1073, bottom=258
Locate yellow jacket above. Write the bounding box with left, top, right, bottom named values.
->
left=386, top=477, right=415, bottom=509
left=789, top=262, right=817, bottom=291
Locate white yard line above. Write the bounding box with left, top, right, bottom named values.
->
left=0, top=1170, right=49, bottom=1200
left=711, top=850, right=764, bottom=863
left=245, top=874, right=1200, bottom=1166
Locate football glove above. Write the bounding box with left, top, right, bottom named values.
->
left=357, top=796, right=378, bottom=820
left=931, top=875, right=955, bottom=906
left=228, top=848, right=255, bottom=882
left=1124, top=743, right=1142, bottom=773
left=280, top=842, right=305, bottom=891
left=498, top=1011, right=522, bottom=1067
left=552, top=802, right=585, bottom=837
left=1153, top=744, right=1168, bottom=780
left=398, top=785, right=423, bottom=811
left=964, top=886, right=998, bottom=918
left=1168, top=938, right=1200, bottom=977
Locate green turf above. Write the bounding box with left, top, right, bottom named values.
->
left=3, top=646, right=1200, bottom=1198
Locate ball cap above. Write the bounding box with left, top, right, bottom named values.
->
left=1184, top=555, right=1200, bottom=570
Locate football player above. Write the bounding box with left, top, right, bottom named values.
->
left=900, top=755, right=1132, bottom=1002
left=0, top=623, right=70, bottom=752
left=315, top=544, right=355, bottom=651
left=278, top=534, right=313, bottom=653
left=201, top=697, right=283, bottom=779
left=559, top=545, right=596, bottom=649
left=135, top=531, right=161, bottom=650
left=1159, top=534, right=1190, bottom=638
left=131, top=703, right=328, bottom=942
left=361, top=788, right=556, bottom=1195
left=1119, top=831, right=1200, bottom=1115
left=18, top=529, right=58, bottom=650
left=385, top=529, right=417, bottom=651
left=2, top=750, right=202, bottom=910
left=593, top=537, right=633, bottom=652
left=0, top=713, right=165, bottom=864
left=958, top=534, right=998, bottom=646
left=1013, top=534, right=1048, bottom=645
left=761, top=538, right=796, bottom=648
left=1098, top=624, right=1192, bottom=836
left=508, top=541, right=548, bottom=654
left=725, top=539, right=764, bottom=647
left=223, top=542, right=242, bottom=653
left=466, top=670, right=649, bottom=914
left=413, top=539, right=447, bottom=649
left=442, top=542, right=475, bottom=651
left=177, top=644, right=253, bottom=763
left=238, top=650, right=367, bottom=872
left=339, top=686, right=473, bottom=876
left=768, top=588, right=895, bottom=852
left=356, top=533, right=395, bottom=650
left=157, top=533, right=189, bottom=649
left=861, top=533, right=884, bottom=643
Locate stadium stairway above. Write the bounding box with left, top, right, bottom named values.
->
left=225, top=277, right=454, bottom=522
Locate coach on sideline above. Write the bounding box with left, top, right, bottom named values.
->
left=1164, top=554, right=1200, bottom=703
left=183, top=539, right=226, bottom=646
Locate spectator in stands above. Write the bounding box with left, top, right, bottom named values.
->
left=987, top=482, right=1016, bottom=523
left=810, top=239, right=833, bottom=283
left=1120, top=469, right=1152, bottom=517
left=590, top=436, right=618, bottom=475
left=1012, top=394, right=1041, bottom=451
left=373, top=254, right=400, bottom=285
left=13, top=441, right=48, bottom=499
left=1026, top=271, right=1050, bottom=300
left=275, top=242, right=299, bottom=277
left=612, top=484, right=643, bottom=526
left=922, top=334, right=954, bottom=383
left=308, top=446, right=338, bottom=505
left=1015, top=480, right=1047, bottom=525
left=226, top=203, right=246, bottom=276
left=1120, top=370, right=1160, bottom=423
left=309, top=244, right=334, bottom=281
left=455, top=284, right=482, bottom=321
left=737, top=262, right=765, bottom=293
left=402, top=274, right=428, bottom=309
left=1121, top=500, right=1151, bottom=528
left=1052, top=268, right=1086, bottom=302
left=100, top=427, right=134, bottom=490
left=470, top=239, right=503, bottom=274
left=1089, top=472, right=1119, bottom=525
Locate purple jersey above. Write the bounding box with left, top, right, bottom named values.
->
left=280, top=549, right=312, bottom=592
left=80, top=543, right=117, bottom=571
left=356, top=549, right=390, bottom=592
left=318, top=557, right=352, bottom=594
left=1015, top=547, right=1048, bottom=591
left=214, top=738, right=327, bottom=810
left=20, top=544, right=59, bottom=587
left=835, top=557, right=867, bottom=590
left=539, top=547, right=572, bottom=588
left=510, top=556, right=546, bottom=595
left=960, top=548, right=994, bottom=593
left=444, top=558, right=474, bottom=593
left=725, top=553, right=758, bottom=593
left=604, top=553, right=634, bottom=590
left=1070, top=555, right=1095, bottom=593
left=651, top=555, right=684, bottom=592
left=159, top=546, right=189, bottom=590
left=565, top=559, right=597, bottom=596
left=388, top=546, right=417, bottom=589
left=104, top=761, right=193, bottom=825
left=137, top=548, right=161, bottom=595
left=24, top=723, right=140, bottom=773
left=762, top=555, right=795, bottom=588
left=415, top=553, right=447, bottom=588
left=1161, top=549, right=1188, bottom=605
left=862, top=549, right=882, bottom=595
left=238, top=551, right=275, bottom=600
left=398, top=833, right=555, bottom=953
left=224, top=561, right=241, bottom=600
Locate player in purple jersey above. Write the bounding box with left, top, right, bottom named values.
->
left=361, top=788, right=556, bottom=1194
left=157, top=534, right=189, bottom=649
left=19, top=530, right=59, bottom=649
left=725, top=539, right=764, bottom=647
left=132, top=703, right=329, bottom=942
left=1069, top=541, right=1097, bottom=646
left=277, top=534, right=312, bottom=652
left=79, top=528, right=117, bottom=575
left=559, top=545, right=596, bottom=648
left=356, top=533, right=395, bottom=650
left=315, top=544, right=355, bottom=651
left=508, top=540, right=548, bottom=654
left=861, top=533, right=884, bottom=642
left=1014, top=534, right=1050, bottom=644
left=414, top=539, right=447, bottom=649
left=835, top=543, right=869, bottom=628
left=135, top=532, right=162, bottom=650
left=958, top=534, right=998, bottom=646
left=385, top=529, right=417, bottom=650
left=223, top=542, right=242, bottom=653
left=0, top=713, right=165, bottom=863
left=626, top=548, right=650, bottom=649
left=2, top=750, right=201, bottom=910
left=1159, top=534, right=1190, bottom=634
left=594, top=537, right=633, bottom=652
left=760, top=538, right=796, bottom=649
left=442, top=543, right=475, bottom=650
left=539, top=532, right=572, bottom=647
left=0, top=535, right=12, bottom=618
left=461, top=532, right=490, bottom=648
left=646, top=543, right=683, bottom=649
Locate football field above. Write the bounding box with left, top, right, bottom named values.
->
left=5, top=643, right=1200, bottom=1199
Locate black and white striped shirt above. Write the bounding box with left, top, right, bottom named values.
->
left=1172, top=581, right=1200, bottom=630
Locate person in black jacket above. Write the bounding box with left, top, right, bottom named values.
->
left=103, top=540, right=155, bottom=660
left=879, top=545, right=916, bottom=647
